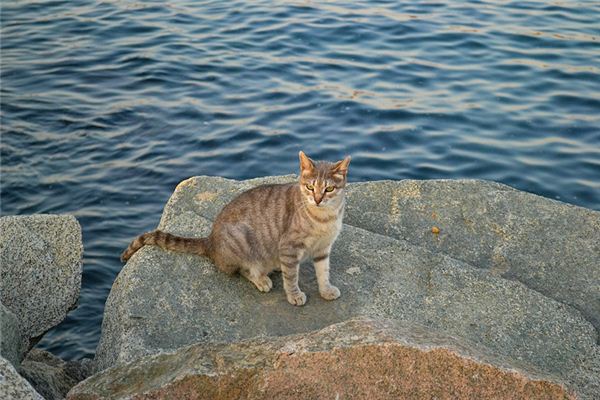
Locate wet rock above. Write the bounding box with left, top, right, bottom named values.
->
left=344, top=179, right=600, bottom=334
left=0, top=215, right=83, bottom=346
left=94, top=176, right=599, bottom=398
left=19, top=350, right=93, bottom=400
left=0, top=355, right=43, bottom=400
left=0, top=302, right=27, bottom=369
left=70, top=318, right=573, bottom=400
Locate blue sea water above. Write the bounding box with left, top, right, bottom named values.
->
left=1, top=0, right=599, bottom=360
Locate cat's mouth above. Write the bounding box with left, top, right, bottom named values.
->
left=311, top=199, right=333, bottom=208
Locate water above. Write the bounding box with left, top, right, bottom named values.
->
left=1, top=0, right=599, bottom=360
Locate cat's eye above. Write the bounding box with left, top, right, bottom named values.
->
left=325, top=186, right=335, bottom=192
left=306, top=184, right=314, bottom=191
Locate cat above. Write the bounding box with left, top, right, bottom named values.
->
left=121, top=151, right=351, bottom=306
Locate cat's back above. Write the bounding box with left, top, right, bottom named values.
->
left=215, top=182, right=298, bottom=225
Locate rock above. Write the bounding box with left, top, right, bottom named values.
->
left=0, top=215, right=83, bottom=345
left=19, top=350, right=93, bottom=400
left=344, top=179, right=600, bottom=334
left=0, top=355, right=43, bottom=400
left=70, top=318, right=573, bottom=400
left=94, top=175, right=599, bottom=398
left=0, top=302, right=27, bottom=369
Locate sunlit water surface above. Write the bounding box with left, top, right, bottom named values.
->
left=1, top=0, right=599, bottom=359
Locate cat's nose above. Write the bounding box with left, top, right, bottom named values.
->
left=314, top=194, right=323, bottom=205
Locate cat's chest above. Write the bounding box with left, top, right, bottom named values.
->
left=304, top=217, right=342, bottom=252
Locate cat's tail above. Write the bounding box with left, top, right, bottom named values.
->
left=120, top=230, right=211, bottom=262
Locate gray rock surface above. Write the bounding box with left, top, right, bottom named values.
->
left=95, top=175, right=599, bottom=398
left=344, top=179, right=600, bottom=334
left=0, top=215, right=83, bottom=344
left=0, top=303, right=27, bottom=369
left=71, top=318, right=574, bottom=400
left=0, top=355, right=43, bottom=400
left=19, top=350, right=93, bottom=400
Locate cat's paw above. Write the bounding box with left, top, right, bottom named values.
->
left=320, top=285, right=341, bottom=300
left=253, top=276, right=273, bottom=293
left=286, top=291, right=307, bottom=306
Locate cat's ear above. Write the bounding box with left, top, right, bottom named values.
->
left=332, top=156, right=351, bottom=178
left=299, top=151, right=316, bottom=172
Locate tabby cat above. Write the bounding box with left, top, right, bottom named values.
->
left=121, top=151, right=351, bottom=306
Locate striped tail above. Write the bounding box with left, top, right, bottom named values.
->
left=120, top=230, right=210, bottom=262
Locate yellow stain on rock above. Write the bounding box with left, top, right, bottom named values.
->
left=195, top=192, right=218, bottom=203
left=390, top=190, right=401, bottom=221
left=389, top=183, right=423, bottom=220
left=399, top=181, right=421, bottom=198
left=175, top=177, right=196, bottom=191
left=489, top=222, right=511, bottom=241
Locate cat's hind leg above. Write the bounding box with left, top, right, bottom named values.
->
left=240, top=267, right=273, bottom=293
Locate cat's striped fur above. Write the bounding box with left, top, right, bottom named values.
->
left=121, top=151, right=351, bottom=306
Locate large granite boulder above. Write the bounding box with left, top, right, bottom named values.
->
left=0, top=355, right=43, bottom=400
left=0, top=215, right=83, bottom=346
left=344, top=179, right=600, bottom=334
left=94, top=176, right=599, bottom=398
left=0, top=302, right=27, bottom=369
left=70, top=318, right=573, bottom=400
left=19, top=350, right=93, bottom=400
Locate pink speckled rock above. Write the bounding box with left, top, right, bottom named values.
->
left=68, top=318, right=573, bottom=400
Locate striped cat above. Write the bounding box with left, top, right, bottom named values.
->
left=121, top=151, right=351, bottom=306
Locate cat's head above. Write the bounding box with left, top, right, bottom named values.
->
left=298, top=151, right=351, bottom=208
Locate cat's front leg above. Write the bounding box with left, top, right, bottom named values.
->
left=279, top=246, right=306, bottom=306
left=313, top=249, right=340, bottom=300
